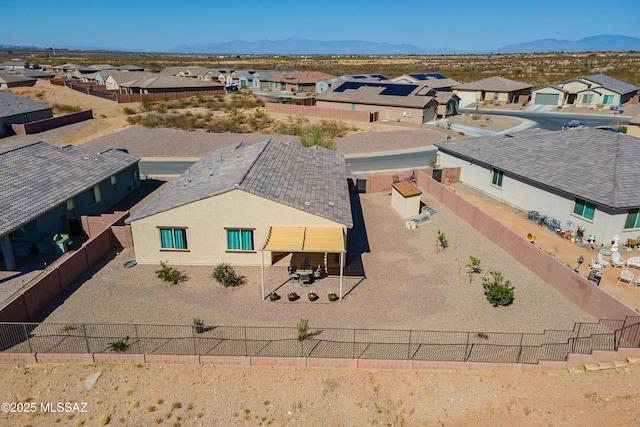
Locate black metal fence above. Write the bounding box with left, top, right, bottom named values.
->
left=1, top=317, right=639, bottom=364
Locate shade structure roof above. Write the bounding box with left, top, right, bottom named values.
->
left=261, top=226, right=346, bottom=253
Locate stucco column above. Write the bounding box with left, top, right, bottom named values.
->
left=1, top=235, right=16, bottom=271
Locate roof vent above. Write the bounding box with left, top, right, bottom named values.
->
left=234, top=183, right=240, bottom=188
left=304, top=201, right=311, bottom=206
left=328, top=201, right=335, bottom=206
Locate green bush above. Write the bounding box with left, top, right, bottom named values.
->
left=109, top=336, right=130, bottom=353
left=437, top=230, right=448, bottom=250
left=211, top=263, right=245, bottom=287
left=193, top=318, right=205, bottom=334
left=123, top=107, right=137, bottom=115
left=155, top=261, right=183, bottom=284
left=482, top=271, right=515, bottom=307
left=297, top=318, right=309, bottom=341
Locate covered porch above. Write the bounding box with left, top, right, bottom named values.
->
left=259, top=226, right=347, bottom=299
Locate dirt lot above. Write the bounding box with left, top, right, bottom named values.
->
left=1, top=361, right=639, bottom=427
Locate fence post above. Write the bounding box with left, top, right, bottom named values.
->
left=407, top=330, right=412, bottom=360
left=192, top=324, right=197, bottom=356
left=23, top=324, right=33, bottom=354
left=82, top=324, right=90, bottom=353
left=352, top=329, right=356, bottom=359
left=244, top=326, right=248, bottom=357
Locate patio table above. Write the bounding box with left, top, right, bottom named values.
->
left=600, top=248, right=612, bottom=256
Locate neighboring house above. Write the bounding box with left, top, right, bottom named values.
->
left=436, top=128, right=640, bottom=244
left=316, top=81, right=442, bottom=124
left=20, top=69, right=55, bottom=80
left=317, top=74, right=391, bottom=94
left=0, top=73, right=37, bottom=89
left=51, top=63, right=82, bottom=74
left=628, top=111, right=640, bottom=138
left=104, top=71, right=154, bottom=91
left=0, top=60, right=29, bottom=70
left=532, top=74, right=639, bottom=108
left=258, top=71, right=298, bottom=91
left=117, top=64, right=145, bottom=72
left=392, top=73, right=460, bottom=91
left=127, top=140, right=352, bottom=281
left=162, top=66, right=210, bottom=78
left=0, top=91, right=53, bottom=137
left=119, top=75, right=224, bottom=94
left=278, top=71, right=335, bottom=93
left=89, top=64, right=115, bottom=71
left=453, top=76, right=533, bottom=105
left=0, top=142, right=140, bottom=270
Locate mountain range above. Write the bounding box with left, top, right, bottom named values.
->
left=171, top=35, right=640, bottom=55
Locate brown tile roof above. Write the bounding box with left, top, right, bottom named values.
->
left=392, top=182, right=422, bottom=198
left=279, top=71, right=335, bottom=84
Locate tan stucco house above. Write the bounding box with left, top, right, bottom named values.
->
left=453, top=76, right=532, bottom=106
left=532, top=74, right=638, bottom=108
left=127, top=140, right=353, bottom=274
left=316, top=81, right=443, bottom=124
left=628, top=111, right=640, bottom=138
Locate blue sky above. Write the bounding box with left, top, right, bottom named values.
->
left=2, top=0, right=639, bottom=52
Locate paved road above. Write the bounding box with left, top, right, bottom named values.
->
left=140, top=148, right=438, bottom=176
left=459, top=108, right=629, bottom=131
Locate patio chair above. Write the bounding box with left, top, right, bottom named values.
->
left=611, top=251, right=626, bottom=268
left=617, top=269, right=635, bottom=287
left=288, top=266, right=299, bottom=282
left=313, top=265, right=322, bottom=279
left=597, top=254, right=610, bottom=268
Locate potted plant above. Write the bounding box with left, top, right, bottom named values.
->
left=268, top=292, right=280, bottom=302
left=308, top=291, right=319, bottom=301
left=288, top=292, right=299, bottom=301
left=328, top=292, right=339, bottom=302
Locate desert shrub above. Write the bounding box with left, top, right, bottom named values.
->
left=466, top=256, right=482, bottom=273
left=193, top=318, right=205, bottom=334
left=156, top=261, right=184, bottom=284
left=211, top=263, right=245, bottom=287
left=297, top=318, right=309, bottom=341
left=482, top=271, right=515, bottom=307
left=299, top=129, right=336, bottom=150
left=109, top=336, right=130, bottom=353
left=123, top=107, right=137, bottom=115
left=52, top=103, right=81, bottom=114
left=437, top=230, right=448, bottom=250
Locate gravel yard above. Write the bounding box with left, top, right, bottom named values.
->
left=39, top=192, right=595, bottom=333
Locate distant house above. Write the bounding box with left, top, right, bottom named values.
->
left=104, top=71, right=154, bottom=91
left=51, top=63, right=82, bottom=74
left=453, top=76, right=533, bottom=105
left=317, top=74, right=391, bottom=94
left=127, top=140, right=352, bottom=280
left=532, top=74, right=638, bottom=108
left=0, top=73, right=37, bottom=89
left=0, top=91, right=53, bottom=138
left=259, top=71, right=299, bottom=91
left=0, top=60, right=29, bottom=70
left=162, top=66, right=210, bottom=78
left=117, top=64, right=145, bottom=72
left=278, top=71, right=335, bottom=93
left=316, top=81, right=444, bottom=124
left=0, top=142, right=140, bottom=270
left=119, top=75, right=224, bottom=94
left=436, top=128, right=640, bottom=244
left=392, top=73, right=460, bottom=91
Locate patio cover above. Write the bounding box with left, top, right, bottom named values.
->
left=259, top=226, right=346, bottom=298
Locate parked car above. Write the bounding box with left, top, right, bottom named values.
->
left=226, top=83, right=239, bottom=92
left=562, top=120, right=584, bottom=130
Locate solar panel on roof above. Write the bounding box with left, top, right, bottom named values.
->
left=380, top=84, right=415, bottom=96
left=426, top=73, right=447, bottom=79
left=409, top=74, right=427, bottom=80
left=333, top=81, right=416, bottom=97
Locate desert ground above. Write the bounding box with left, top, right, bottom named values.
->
left=2, top=84, right=640, bottom=426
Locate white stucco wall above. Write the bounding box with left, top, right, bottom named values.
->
left=130, top=189, right=347, bottom=266
left=438, top=151, right=640, bottom=244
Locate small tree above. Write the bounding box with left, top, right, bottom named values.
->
left=211, top=263, right=245, bottom=287
left=482, top=271, right=515, bottom=307
left=437, top=230, right=448, bottom=251
left=297, top=318, right=309, bottom=341
left=156, top=261, right=183, bottom=284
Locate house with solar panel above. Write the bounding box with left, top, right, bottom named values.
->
left=126, top=140, right=353, bottom=292
left=0, top=91, right=53, bottom=138
left=316, top=80, right=443, bottom=124
left=452, top=76, right=533, bottom=106
left=531, top=74, right=638, bottom=108
left=391, top=73, right=460, bottom=91
left=435, top=128, right=640, bottom=244
left=0, top=142, right=140, bottom=270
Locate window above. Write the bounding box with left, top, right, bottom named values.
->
left=159, top=228, right=188, bottom=250
left=491, top=169, right=504, bottom=188
left=89, top=184, right=101, bottom=205
left=66, top=199, right=75, bottom=218
left=624, top=209, right=640, bottom=230
left=111, top=175, right=117, bottom=191
left=226, top=229, right=254, bottom=251
left=603, top=95, right=614, bottom=105
left=573, top=199, right=596, bottom=221
left=493, top=92, right=499, bottom=100
left=582, top=94, right=593, bottom=104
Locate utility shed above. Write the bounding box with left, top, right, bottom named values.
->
left=391, top=182, right=422, bottom=218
